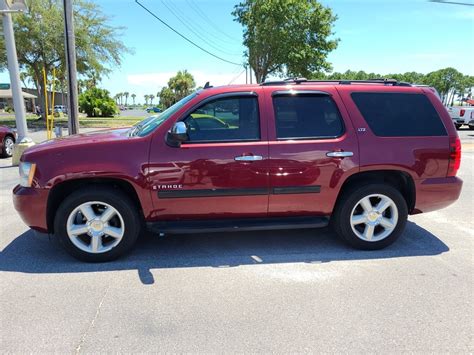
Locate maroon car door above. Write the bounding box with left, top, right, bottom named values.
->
left=147, top=91, right=270, bottom=221
left=265, top=86, right=359, bottom=216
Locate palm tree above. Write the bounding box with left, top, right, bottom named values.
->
left=144, top=94, right=149, bottom=106
left=168, top=69, right=196, bottom=100
left=124, top=92, right=129, bottom=106
left=131, top=93, right=136, bottom=106
left=149, top=94, right=155, bottom=105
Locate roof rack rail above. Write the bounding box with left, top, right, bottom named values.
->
left=260, top=78, right=412, bottom=87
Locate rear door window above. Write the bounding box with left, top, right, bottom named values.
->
left=273, top=94, right=344, bottom=139
left=351, top=92, right=447, bottom=137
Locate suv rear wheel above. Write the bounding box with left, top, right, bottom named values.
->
left=332, top=184, right=408, bottom=250
left=54, top=188, right=141, bottom=262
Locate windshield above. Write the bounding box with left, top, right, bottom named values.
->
left=131, top=92, right=198, bottom=137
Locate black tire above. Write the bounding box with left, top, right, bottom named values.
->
left=331, top=184, right=408, bottom=250
left=469, top=126, right=474, bottom=130
left=1, top=135, right=14, bottom=158
left=455, top=124, right=461, bottom=130
left=54, top=187, right=141, bottom=262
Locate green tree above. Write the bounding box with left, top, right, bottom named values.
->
left=123, top=92, right=129, bottom=106
left=131, top=93, right=136, bottom=105
left=144, top=94, right=149, bottom=106
left=158, top=87, right=175, bottom=109
left=79, top=87, right=117, bottom=117
left=0, top=0, right=130, bottom=118
left=233, top=0, right=338, bottom=83
left=156, top=71, right=196, bottom=109
left=168, top=70, right=196, bottom=100
left=423, top=68, right=463, bottom=105
left=149, top=94, right=155, bottom=105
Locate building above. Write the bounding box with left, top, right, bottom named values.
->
left=0, top=88, right=37, bottom=112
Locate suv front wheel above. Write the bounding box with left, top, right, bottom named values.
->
left=54, top=188, right=141, bottom=262
left=332, top=184, right=408, bottom=250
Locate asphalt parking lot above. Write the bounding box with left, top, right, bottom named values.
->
left=1, top=129, right=473, bottom=352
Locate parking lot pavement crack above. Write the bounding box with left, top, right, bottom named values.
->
left=74, top=285, right=110, bottom=354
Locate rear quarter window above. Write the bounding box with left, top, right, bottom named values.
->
left=351, top=92, right=447, bottom=137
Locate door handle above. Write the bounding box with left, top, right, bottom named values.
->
left=326, top=151, right=354, bottom=158
left=234, top=155, right=263, bottom=161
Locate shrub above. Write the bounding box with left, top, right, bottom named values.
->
left=79, top=88, right=118, bottom=117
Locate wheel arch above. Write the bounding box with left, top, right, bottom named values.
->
left=46, top=177, right=143, bottom=233
left=336, top=170, right=416, bottom=213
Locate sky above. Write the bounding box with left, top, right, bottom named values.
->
left=1, top=0, right=474, bottom=103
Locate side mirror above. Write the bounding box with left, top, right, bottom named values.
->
left=166, top=121, right=188, bottom=147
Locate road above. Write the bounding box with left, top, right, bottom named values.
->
left=0, top=130, right=473, bottom=352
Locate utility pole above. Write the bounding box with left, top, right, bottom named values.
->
left=249, top=63, right=252, bottom=84
left=1, top=1, right=28, bottom=141
left=1, top=0, right=34, bottom=165
left=63, top=0, right=79, bottom=135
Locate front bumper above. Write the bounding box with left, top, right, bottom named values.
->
left=412, top=176, right=463, bottom=214
left=12, top=185, right=49, bottom=233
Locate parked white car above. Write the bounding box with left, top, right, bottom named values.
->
left=447, top=105, right=474, bottom=130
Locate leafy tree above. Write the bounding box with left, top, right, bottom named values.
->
left=79, top=87, right=117, bottom=117
left=144, top=95, right=149, bottom=106
left=168, top=70, right=196, bottom=100
left=123, top=92, right=129, bottom=106
left=149, top=94, right=155, bottom=105
left=233, top=0, right=338, bottom=83
left=131, top=93, right=136, bottom=105
left=158, top=87, right=176, bottom=109
left=157, top=71, right=196, bottom=109
left=423, top=68, right=464, bottom=105
left=0, top=0, right=130, bottom=118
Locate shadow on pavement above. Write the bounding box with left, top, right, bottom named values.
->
left=0, top=221, right=448, bottom=285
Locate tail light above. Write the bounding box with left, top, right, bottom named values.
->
left=460, top=109, right=465, bottom=117
left=447, top=137, right=461, bottom=177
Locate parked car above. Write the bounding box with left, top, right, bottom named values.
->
left=13, top=79, right=462, bottom=262
left=146, top=106, right=162, bottom=113
left=447, top=105, right=474, bottom=129
left=54, top=105, right=67, bottom=114
left=1, top=125, right=17, bottom=158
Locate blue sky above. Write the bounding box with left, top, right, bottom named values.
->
left=2, top=0, right=474, bottom=102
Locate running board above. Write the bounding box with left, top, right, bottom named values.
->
left=147, top=216, right=329, bottom=234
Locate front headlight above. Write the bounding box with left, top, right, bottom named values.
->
left=19, top=162, right=36, bottom=187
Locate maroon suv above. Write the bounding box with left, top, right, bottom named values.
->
left=13, top=79, right=462, bottom=262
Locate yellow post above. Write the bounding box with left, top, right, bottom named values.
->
left=50, top=67, right=56, bottom=138
left=42, top=67, right=51, bottom=139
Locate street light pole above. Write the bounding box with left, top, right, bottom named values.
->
left=1, top=0, right=28, bottom=142
left=63, top=0, right=79, bottom=135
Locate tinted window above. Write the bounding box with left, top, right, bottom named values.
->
left=273, top=95, right=344, bottom=139
left=351, top=92, right=447, bottom=137
left=183, top=96, right=260, bottom=142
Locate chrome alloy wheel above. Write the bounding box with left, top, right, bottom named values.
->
left=350, top=194, right=398, bottom=242
left=66, top=201, right=125, bottom=254
left=4, top=137, right=14, bottom=156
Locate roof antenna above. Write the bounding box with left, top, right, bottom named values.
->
left=203, top=81, right=213, bottom=89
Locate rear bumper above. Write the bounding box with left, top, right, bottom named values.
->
left=12, top=185, right=49, bottom=233
left=412, top=176, right=463, bottom=214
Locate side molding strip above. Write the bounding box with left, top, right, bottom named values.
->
left=158, top=186, right=321, bottom=198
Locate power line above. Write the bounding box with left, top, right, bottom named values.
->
left=429, top=0, right=474, bottom=5
left=165, top=0, right=239, bottom=49
left=185, top=0, right=241, bottom=43
left=135, top=0, right=242, bottom=66
left=160, top=0, right=241, bottom=57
